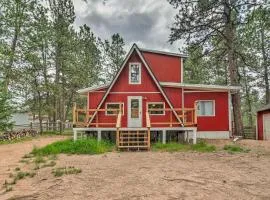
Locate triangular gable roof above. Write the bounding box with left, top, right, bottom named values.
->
left=89, top=43, right=183, bottom=126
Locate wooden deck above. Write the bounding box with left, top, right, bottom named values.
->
left=72, top=103, right=198, bottom=150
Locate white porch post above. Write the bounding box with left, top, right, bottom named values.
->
left=97, top=130, right=101, bottom=141
left=73, top=129, right=77, bottom=141
left=193, top=129, right=197, bottom=144
left=162, top=130, right=166, bottom=144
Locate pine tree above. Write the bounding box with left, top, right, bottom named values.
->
left=103, top=33, right=126, bottom=82
left=168, top=0, right=266, bottom=135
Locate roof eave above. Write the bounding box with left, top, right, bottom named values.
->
left=140, top=48, right=188, bottom=58
left=160, top=82, right=241, bottom=91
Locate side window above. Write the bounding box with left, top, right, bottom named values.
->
left=106, top=103, right=124, bottom=115
left=196, top=101, right=215, bottom=116
left=147, top=102, right=165, bottom=115
left=129, top=63, right=141, bottom=84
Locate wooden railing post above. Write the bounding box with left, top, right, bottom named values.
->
left=194, top=102, right=197, bottom=125
left=95, top=114, right=98, bottom=127
left=116, top=111, right=122, bottom=149
left=146, top=111, right=151, bottom=150
left=73, top=102, right=76, bottom=126
left=170, top=110, right=172, bottom=127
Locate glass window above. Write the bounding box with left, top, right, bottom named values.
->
left=129, top=63, right=141, bottom=84
left=106, top=103, right=124, bottom=115
left=148, top=103, right=165, bottom=115
left=197, top=101, right=214, bottom=116
left=131, top=99, right=139, bottom=118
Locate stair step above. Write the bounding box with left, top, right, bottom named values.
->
left=118, top=146, right=149, bottom=148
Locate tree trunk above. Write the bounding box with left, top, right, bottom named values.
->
left=260, top=28, right=270, bottom=104
left=224, top=2, right=244, bottom=136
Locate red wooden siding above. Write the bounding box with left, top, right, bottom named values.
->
left=142, top=51, right=182, bottom=83
left=90, top=51, right=179, bottom=128
left=257, top=110, right=270, bottom=140
left=88, top=88, right=107, bottom=109
left=184, top=92, right=229, bottom=132
left=163, top=87, right=182, bottom=108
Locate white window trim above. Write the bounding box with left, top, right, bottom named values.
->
left=105, top=102, right=124, bottom=116
left=147, top=102, right=165, bottom=116
left=129, top=62, right=141, bottom=84
left=196, top=100, right=215, bottom=117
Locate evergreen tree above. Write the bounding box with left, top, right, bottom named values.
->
left=103, top=33, right=126, bottom=82
left=168, top=0, right=266, bottom=135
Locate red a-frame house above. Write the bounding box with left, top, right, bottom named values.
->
left=73, top=44, right=240, bottom=150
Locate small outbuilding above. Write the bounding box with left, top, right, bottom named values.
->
left=257, top=104, right=270, bottom=140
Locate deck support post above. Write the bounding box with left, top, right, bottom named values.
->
left=97, top=130, right=101, bottom=141
left=184, top=131, right=187, bottom=142
left=73, top=129, right=77, bottom=141
left=193, top=129, right=197, bottom=144
left=162, top=130, right=166, bottom=144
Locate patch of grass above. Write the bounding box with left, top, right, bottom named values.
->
left=22, top=153, right=34, bottom=159
left=19, top=159, right=30, bottom=164
left=5, top=185, right=12, bottom=192
left=14, top=167, right=20, bottom=171
left=48, top=154, right=57, bottom=160
left=34, top=155, right=46, bottom=164
left=191, top=141, right=216, bottom=152
left=41, top=161, right=56, bottom=168
left=224, top=144, right=250, bottom=154
left=52, top=166, right=82, bottom=177
left=152, top=141, right=216, bottom=152
left=0, top=137, right=34, bottom=145
left=152, top=142, right=187, bottom=152
left=32, top=139, right=114, bottom=156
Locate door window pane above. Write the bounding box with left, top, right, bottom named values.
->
left=131, top=99, right=139, bottom=118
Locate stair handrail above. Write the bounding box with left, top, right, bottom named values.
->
left=146, top=111, right=151, bottom=128
left=116, top=111, right=122, bottom=128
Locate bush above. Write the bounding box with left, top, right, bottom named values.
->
left=32, top=138, right=114, bottom=156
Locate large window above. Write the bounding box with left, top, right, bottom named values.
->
left=147, top=102, right=165, bottom=115
left=106, top=103, right=124, bottom=115
left=196, top=100, right=215, bottom=116
left=129, top=63, right=141, bottom=84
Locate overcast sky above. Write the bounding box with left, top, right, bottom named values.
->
left=73, top=0, right=184, bottom=52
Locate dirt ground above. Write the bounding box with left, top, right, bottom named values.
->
left=1, top=139, right=270, bottom=200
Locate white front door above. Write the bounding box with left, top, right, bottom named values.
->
left=128, top=96, right=142, bottom=127
left=263, top=114, right=270, bottom=140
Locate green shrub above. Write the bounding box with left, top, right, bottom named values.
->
left=32, top=139, right=114, bottom=156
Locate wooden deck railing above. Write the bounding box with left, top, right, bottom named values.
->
left=73, top=102, right=197, bottom=128
left=73, top=103, right=122, bottom=128
left=147, top=103, right=197, bottom=127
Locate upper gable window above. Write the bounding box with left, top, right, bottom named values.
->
left=129, top=63, right=141, bottom=84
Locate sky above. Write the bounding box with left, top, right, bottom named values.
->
left=73, top=0, right=184, bottom=52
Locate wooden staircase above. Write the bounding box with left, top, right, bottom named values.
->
left=117, top=130, right=150, bottom=150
